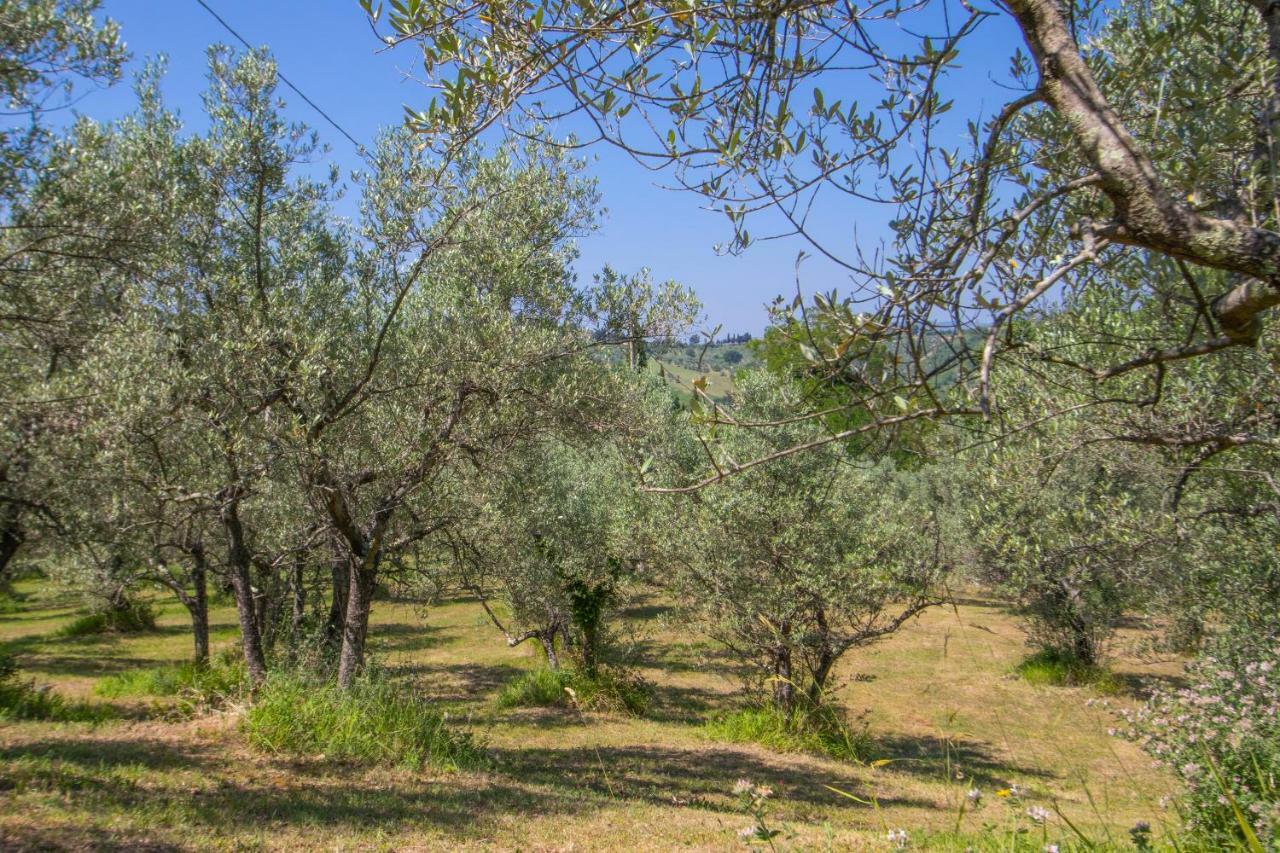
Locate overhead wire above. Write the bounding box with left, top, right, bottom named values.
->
left=191, top=0, right=368, bottom=155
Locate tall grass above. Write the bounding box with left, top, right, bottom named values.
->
left=58, top=601, right=157, bottom=638
left=95, top=658, right=245, bottom=701
left=243, top=670, right=487, bottom=771
left=494, top=666, right=569, bottom=709
left=494, top=666, right=651, bottom=716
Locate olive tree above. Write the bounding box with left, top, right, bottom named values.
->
left=970, top=280, right=1280, bottom=659
left=452, top=437, right=652, bottom=674
left=670, top=370, right=949, bottom=715
left=968, top=443, right=1174, bottom=668
left=0, top=0, right=131, bottom=585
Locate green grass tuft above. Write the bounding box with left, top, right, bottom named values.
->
left=94, top=659, right=245, bottom=701
left=494, top=666, right=569, bottom=709
left=243, top=670, right=487, bottom=771
left=0, top=652, right=115, bottom=723
left=57, top=601, right=157, bottom=638
left=1015, top=649, right=1121, bottom=692
left=705, top=703, right=869, bottom=762
left=494, top=666, right=651, bottom=716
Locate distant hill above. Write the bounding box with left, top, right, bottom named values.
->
left=648, top=341, right=758, bottom=403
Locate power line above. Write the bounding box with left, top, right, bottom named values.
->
left=191, top=0, right=367, bottom=154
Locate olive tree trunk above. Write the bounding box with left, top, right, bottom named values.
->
left=221, top=498, right=267, bottom=687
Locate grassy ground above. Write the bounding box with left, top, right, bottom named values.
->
left=0, top=580, right=1180, bottom=850
left=650, top=359, right=738, bottom=405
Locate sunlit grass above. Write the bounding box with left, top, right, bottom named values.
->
left=705, top=703, right=870, bottom=762
left=494, top=665, right=651, bottom=716
left=0, top=581, right=1180, bottom=849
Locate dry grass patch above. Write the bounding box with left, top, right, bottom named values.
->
left=0, top=583, right=1181, bottom=849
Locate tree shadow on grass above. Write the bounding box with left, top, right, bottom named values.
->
left=489, top=742, right=935, bottom=814
left=619, top=601, right=676, bottom=621
left=0, top=729, right=994, bottom=841
left=16, top=653, right=182, bottom=680
left=396, top=661, right=525, bottom=703
left=1112, top=669, right=1187, bottom=701
left=1, top=732, right=226, bottom=778
left=644, top=683, right=739, bottom=723
left=0, top=823, right=183, bottom=852
left=631, top=638, right=754, bottom=680
left=0, top=732, right=586, bottom=841
left=369, top=621, right=444, bottom=655
left=864, top=732, right=1057, bottom=789
left=0, top=606, right=81, bottom=624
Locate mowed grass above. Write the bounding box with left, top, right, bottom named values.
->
left=0, top=580, right=1180, bottom=850
left=650, top=357, right=738, bottom=403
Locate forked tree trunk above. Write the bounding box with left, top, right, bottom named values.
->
left=539, top=631, right=560, bottom=671
left=807, top=607, right=837, bottom=705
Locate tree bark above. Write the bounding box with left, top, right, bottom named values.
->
left=0, top=511, right=22, bottom=592
left=221, top=497, right=267, bottom=687
left=336, top=553, right=376, bottom=688
left=324, top=549, right=348, bottom=655
left=539, top=631, right=560, bottom=671
left=290, top=552, right=306, bottom=645
left=806, top=607, right=836, bottom=706
left=189, top=547, right=210, bottom=665
left=772, top=647, right=794, bottom=717
left=1007, top=0, right=1280, bottom=338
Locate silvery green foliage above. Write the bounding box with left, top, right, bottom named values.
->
left=451, top=426, right=660, bottom=669
left=670, top=369, right=950, bottom=711
left=49, top=45, right=696, bottom=681
left=0, top=0, right=125, bottom=199
left=974, top=280, right=1280, bottom=657
left=967, top=440, right=1174, bottom=667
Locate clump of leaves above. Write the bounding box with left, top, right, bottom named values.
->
left=706, top=702, right=869, bottom=762
left=244, top=670, right=487, bottom=771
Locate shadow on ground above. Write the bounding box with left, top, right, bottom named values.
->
left=396, top=660, right=525, bottom=703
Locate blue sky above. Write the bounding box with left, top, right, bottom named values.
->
left=81, top=1, right=1023, bottom=334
